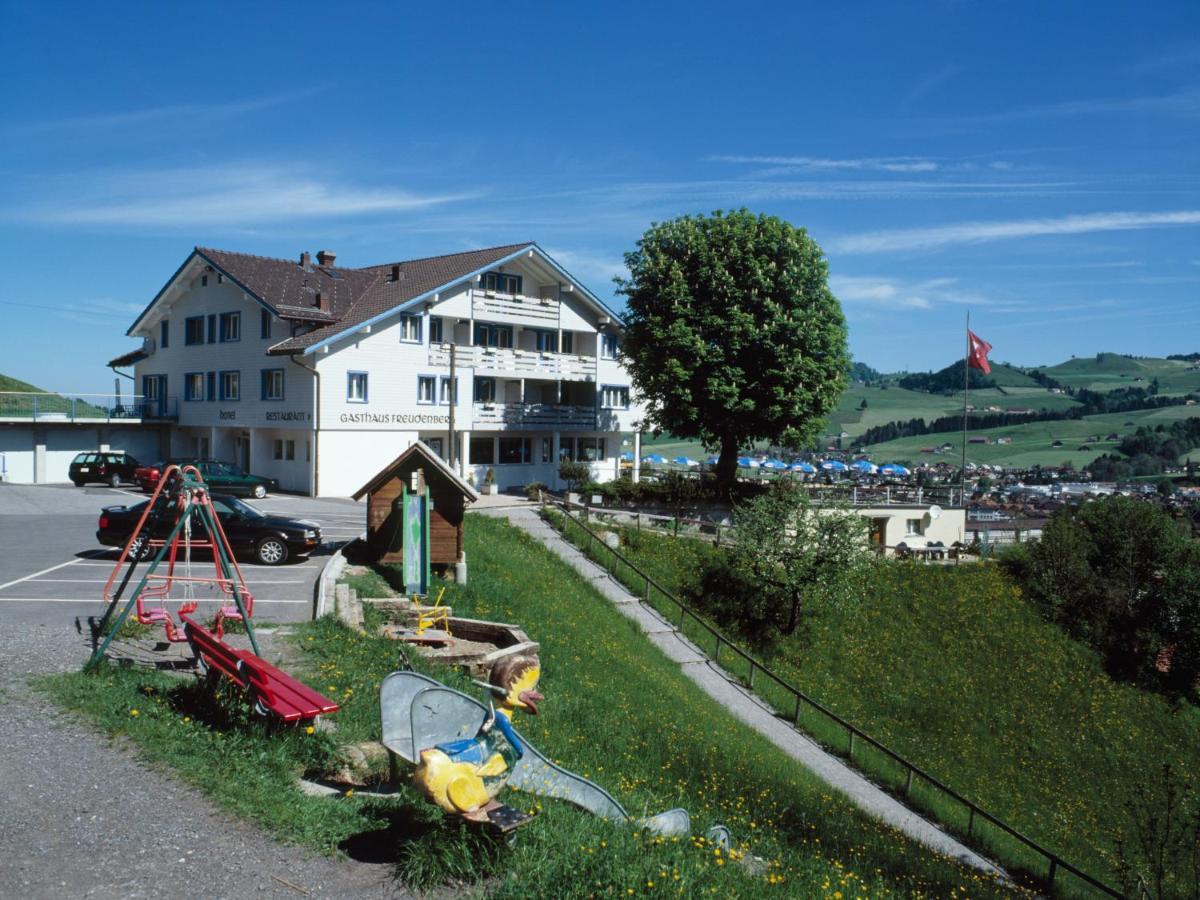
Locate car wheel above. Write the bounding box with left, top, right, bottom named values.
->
left=108, top=472, right=121, bottom=488
left=251, top=483, right=267, bottom=499
left=255, top=537, right=288, bottom=566
left=72, top=479, right=84, bottom=487
left=128, top=535, right=152, bottom=561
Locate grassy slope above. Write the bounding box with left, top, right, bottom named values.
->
left=0, top=374, right=45, bottom=392
left=41, top=516, right=1019, bottom=899
left=1043, top=355, right=1200, bottom=396
left=573, top=522, right=1200, bottom=895
left=859, top=406, right=1200, bottom=468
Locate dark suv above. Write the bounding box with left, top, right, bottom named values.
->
left=70, top=452, right=140, bottom=487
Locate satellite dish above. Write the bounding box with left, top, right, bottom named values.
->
left=927, top=505, right=943, bottom=521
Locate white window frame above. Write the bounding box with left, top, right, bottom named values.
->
left=262, top=369, right=284, bottom=401
left=400, top=314, right=422, bottom=343
left=417, top=375, right=437, bottom=405
left=219, top=370, right=240, bottom=401
left=601, top=333, right=619, bottom=359
left=184, top=372, right=204, bottom=402
left=601, top=385, right=630, bottom=409
left=219, top=312, right=241, bottom=343
left=347, top=371, right=368, bottom=403
left=439, top=376, right=457, bottom=405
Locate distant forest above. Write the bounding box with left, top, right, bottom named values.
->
left=1088, top=417, right=1200, bottom=479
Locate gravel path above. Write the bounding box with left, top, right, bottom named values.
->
left=493, top=506, right=1006, bottom=879
left=0, top=621, right=409, bottom=899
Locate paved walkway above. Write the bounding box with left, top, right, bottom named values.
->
left=491, top=506, right=1005, bottom=878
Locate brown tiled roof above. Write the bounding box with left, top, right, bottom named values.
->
left=267, top=242, right=532, bottom=354
left=197, top=247, right=380, bottom=323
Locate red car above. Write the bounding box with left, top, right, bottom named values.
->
left=134, top=460, right=166, bottom=492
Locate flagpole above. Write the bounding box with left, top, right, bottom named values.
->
left=961, top=311, right=969, bottom=506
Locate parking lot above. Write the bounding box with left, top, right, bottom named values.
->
left=0, top=482, right=365, bottom=630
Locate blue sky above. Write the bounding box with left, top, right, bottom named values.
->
left=2, top=1, right=1198, bottom=391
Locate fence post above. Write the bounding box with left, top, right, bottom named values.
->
left=644, top=575, right=650, bottom=603
left=904, top=768, right=914, bottom=796
left=848, top=730, right=855, bottom=758
left=747, top=662, right=755, bottom=690
left=967, top=807, right=975, bottom=838
left=793, top=694, right=802, bottom=725
left=714, top=636, right=722, bottom=664
left=1047, top=856, right=1058, bottom=886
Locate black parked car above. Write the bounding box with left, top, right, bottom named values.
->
left=96, top=494, right=321, bottom=565
left=70, top=452, right=140, bottom=487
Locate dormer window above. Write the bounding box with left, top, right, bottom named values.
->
left=482, top=271, right=522, bottom=294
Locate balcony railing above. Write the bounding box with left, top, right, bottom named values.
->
left=472, top=402, right=596, bottom=431
left=429, top=344, right=595, bottom=381
left=470, top=288, right=559, bottom=325
left=0, top=392, right=178, bottom=422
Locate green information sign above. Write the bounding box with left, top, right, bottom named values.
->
left=401, top=484, right=431, bottom=595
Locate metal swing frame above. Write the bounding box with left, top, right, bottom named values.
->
left=87, top=464, right=260, bottom=669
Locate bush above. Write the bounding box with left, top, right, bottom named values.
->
left=1013, top=495, right=1200, bottom=695
left=557, top=461, right=591, bottom=491
left=524, top=481, right=546, bottom=501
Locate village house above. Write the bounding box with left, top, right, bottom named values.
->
left=109, top=243, right=642, bottom=496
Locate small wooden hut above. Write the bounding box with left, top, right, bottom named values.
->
left=351, top=441, right=479, bottom=570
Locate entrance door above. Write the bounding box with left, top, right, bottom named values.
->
left=235, top=433, right=250, bottom=472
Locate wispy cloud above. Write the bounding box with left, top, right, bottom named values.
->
left=1126, top=42, right=1200, bottom=73
left=899, top=65, right=961, bottom=111
left=4, top=87, right=327, bottom=137
left=832, top=210, right=1200, bottom=254
left=710, top=154, right=940, bottom=173
left=17, top=163, right=476, bottom=228
left=969, top=87, right=1200, bottom=122
left=543, top=247, right=628, bottom=288
left=830, top=274, right=991, bottom=311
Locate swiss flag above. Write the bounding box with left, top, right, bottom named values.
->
left=967, top=330, right=992, bottom=376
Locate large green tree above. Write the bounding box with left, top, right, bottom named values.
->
left=618, top=210, right=849, bottom=486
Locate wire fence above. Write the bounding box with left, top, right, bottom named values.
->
left=541, top=498, right=1147, bottom=900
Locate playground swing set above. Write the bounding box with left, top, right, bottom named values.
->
left=85, top=464, right=338, bottom=724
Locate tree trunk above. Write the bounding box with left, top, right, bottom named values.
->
left=783, top=594, right=802, bottom=635
left=716, top=434, right=740, bottom=490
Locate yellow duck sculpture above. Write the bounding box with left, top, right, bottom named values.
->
left=412, top=655, right=544, bottom=823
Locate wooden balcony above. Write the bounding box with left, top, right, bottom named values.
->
left=429, top=345, right=595, bottom=381
left=472, top=403, right=596, bottom=431
left=470, top=288, right=559, bottom=326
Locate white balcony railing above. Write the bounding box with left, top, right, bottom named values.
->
left=429, top=345, right=595, bottom=381
left=472, top=403, right=596, bottom=431
left=470, top=288, right=559, bottom=325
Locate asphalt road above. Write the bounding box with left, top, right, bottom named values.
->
left=0, top=483, right=365, bottom=629
left=0, top=482, right=411, bottom=899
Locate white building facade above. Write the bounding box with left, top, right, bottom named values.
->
left=113, top=243, right=641, bottom=497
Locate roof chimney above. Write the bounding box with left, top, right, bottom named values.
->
left=390, top=265, right=401, bottom=282
left=316, top=249, right=336, bottom=267
left=299, top=251, right=311, bottom=270
left=314, top=290, right=330, bottom=312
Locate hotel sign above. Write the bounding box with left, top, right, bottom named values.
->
left=338, top=411, right=449, bottom=425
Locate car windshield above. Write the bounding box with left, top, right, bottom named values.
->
left=223, top=496, right=264, bottom=518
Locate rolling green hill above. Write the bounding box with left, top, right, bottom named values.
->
left=857, top=404, right=1200, bottom=468
left=1042, top=354, right=1200, bottom=396
left=0, top=374, right=47, bottom=392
